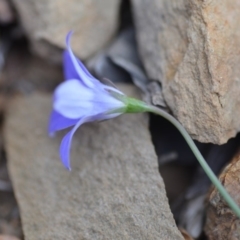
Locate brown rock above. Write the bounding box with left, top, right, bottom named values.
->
left=132, top=0, right=240, bottom=144
left=5, top=85, right=183, bottom=240
left=12, top=0, right=121, bottom=62
left=0, top=236, right=20, bottom=240
left=205, top=153, right=240, bottom=240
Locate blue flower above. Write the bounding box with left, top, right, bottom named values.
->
left=49, top=32, right=127, bottom=170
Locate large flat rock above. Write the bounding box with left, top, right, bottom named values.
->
left=5, top=85, right=183, bottom=240
left=12, top=0, right=121, bottom=62
left=132, top=0, right=240, bottom=144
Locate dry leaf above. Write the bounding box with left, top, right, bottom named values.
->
left=179, top=228, right=194, bottom=240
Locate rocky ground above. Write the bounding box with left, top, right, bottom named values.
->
left=0, top=0, right=239, bottom=239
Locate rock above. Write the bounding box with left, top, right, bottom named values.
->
left=132, top=0, right=240, bottom=144
left=5, top=85, right=183, bottom=240
left=12, top=0, right=121, bottom=62
left=204, top=152, right=240, bottom=240
left=0, top=189, right=22, bottom=238
left=0, top=236, right=20, bottom=240
left=2, top=40, right=62, bottom=93
left=0, top=0, right=15, bottom=24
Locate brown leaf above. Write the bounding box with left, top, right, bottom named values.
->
left=179, top=228, right=194, bottom=240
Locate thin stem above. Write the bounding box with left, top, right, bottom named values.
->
left=147, top=105, right=240, bottom=218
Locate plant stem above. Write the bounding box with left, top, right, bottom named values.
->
left=147, top=105, right=240, bottom=218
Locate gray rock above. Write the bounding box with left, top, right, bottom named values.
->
left=5, top=85, right=183, bottom=240
left=132, top=0, right=240, bottom=144
left=0, top=0, right=15, bottom=24
left=12, top=0, right=121, bottom=62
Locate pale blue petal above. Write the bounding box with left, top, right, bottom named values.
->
left=48, top=110, right=79, bottom=136
left=60, top=117, right=89, bottom=170
left=63, top=50, right=95, bottom=80
left=103, top=85, right=125, bottom=95
left=63, top=50, right=79, bottom=80
left=59, top=113, right=122, bottom=170
left=66, top=32, right=94, bottom=88
left=54, top=79, right=93, bottom=118
left=55, top=79, right=94, bottom=101
left=54, top=79, right=125, bottom=119
left=59, top=110, right=125, bottom=170
left=94, top=112, right=122, bottom=121
left=64, top=32, right=126, bottom=95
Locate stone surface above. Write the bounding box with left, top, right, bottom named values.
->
left=2, top=40, right=62, bottom=93
left=132, top=0, right=240, bottom=144
left=0, top=0, right=15, bottom=24
left=205, top=152, right=240, bottom=240
left=0, top=190, right=22, bottom=238
left=0, top=236, right=20, bottom=240
left=12, top=0, right=121, bottom=62
left=5, top=85, right=183, bottom=240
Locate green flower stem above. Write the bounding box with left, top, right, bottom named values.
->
left=146, top=105, right=240, bottom=218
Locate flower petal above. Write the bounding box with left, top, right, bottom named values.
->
left=63, top=50, right=95, bottom=80
left=59, top=108, right=126, bottom=170
left=54, top=79, right=93, bottom=118
left=63, top=50, right=78, bottom=80
left=60, top=117, right=90, bottom=170
left=66, top=32, right=94, bottom=88
left=65, top=32, right=126, bottom=96
left=48, top=110, right=79, bottom=136
left=54, top=79, right=126, bottom=119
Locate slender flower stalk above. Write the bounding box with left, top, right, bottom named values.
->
left=147, top=106, right=240, bottom=218
left=125, top=100, right=240, bottom=218
left=49, top=32, right=240, bottom=218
